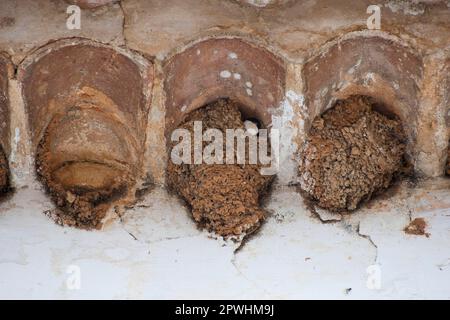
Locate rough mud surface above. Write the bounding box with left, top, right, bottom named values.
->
left=404, top=217, right=430, bottom=237
left=299, top=95, right=408, bottom=212
left=36, top=114, right=132, bottom=229
left=167, top=99, right=273, bottom=237
left=0, top=147, right=10, bottom=195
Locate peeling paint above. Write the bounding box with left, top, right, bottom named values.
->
left=270, top=90, right=305, bottom=184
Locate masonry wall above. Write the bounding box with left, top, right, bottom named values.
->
left=0, top=0, right=449, bottom=199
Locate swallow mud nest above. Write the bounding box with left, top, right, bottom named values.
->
left=167, top=99, right=273, bottom=237
left=299, top=95, right=408, bottom=212
left=36, top=111, right=133, bottom=229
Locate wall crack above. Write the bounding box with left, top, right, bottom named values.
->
left=356, top=222, right=378, bottom=265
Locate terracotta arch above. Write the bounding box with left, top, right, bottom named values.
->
left=303, top=34, right=423, bottom=160
left=163, top=37, right=286, bottom=137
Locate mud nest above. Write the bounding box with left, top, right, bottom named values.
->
left=36, top=115, right=132, bottom=229
left=299, top=95, right=408, bottom=211
left=167, top=99, right=273, bottom=237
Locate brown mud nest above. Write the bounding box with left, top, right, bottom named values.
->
left=36, top=112, right=132, bottom=229
left=299, top=95, right=409, bottom=211
left=167, top=99, right=273, bottom=237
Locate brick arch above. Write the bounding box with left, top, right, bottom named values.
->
left=163, top=37, right=286, bottom=137
left=303, top=33, right=423, bottom=160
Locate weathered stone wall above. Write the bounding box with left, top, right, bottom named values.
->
left=0, top=0, right=449, bottom=223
